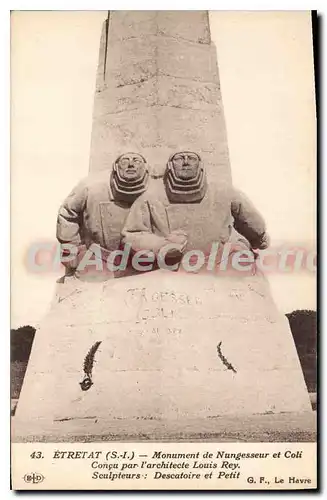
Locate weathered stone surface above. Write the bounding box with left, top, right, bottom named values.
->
left=155, top=11, right=211, bottom=44
left=108, top=11, right=211, bottom=44
left=108, top=11, right=157, bottom=42
left=94, top=78, right=220, bottom=116
left=14, top=271, right=311, bottom=434
left=90, top=12, right=225, bottom=175
left=13, top=412, right=317, bottom=443
left=95, top=19, right=108, bottom=92
left=157, top=77, right=220, bottom=110
left=90, top=106, right=230, bottom=179
left=14, top=11, right=313, bottom=443
left=110, top=152, right=149, bottom=204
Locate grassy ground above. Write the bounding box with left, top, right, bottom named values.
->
left=12, top=411, right=316, bottom=443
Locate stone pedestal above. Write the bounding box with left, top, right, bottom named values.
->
left=14, top=270, right=312, bottom=440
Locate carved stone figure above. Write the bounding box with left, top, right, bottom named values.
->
left=56, top=152, right=149, bottom=271
left=122, top=151, right=269, bottom=262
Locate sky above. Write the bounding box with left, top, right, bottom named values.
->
left=10, top=11, right=316, bottom=328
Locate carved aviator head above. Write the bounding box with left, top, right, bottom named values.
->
left=171, top=151, right=201, bottom=180
left=111, top=152, right=149, bottom=204
left=165, top=151, right=207, bottom=203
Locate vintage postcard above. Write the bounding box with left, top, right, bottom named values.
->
left=10, top=10, right=317, bottom=490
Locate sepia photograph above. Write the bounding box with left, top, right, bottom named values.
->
left=10, top=9, right=317, bottom=490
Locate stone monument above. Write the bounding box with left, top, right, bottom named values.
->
left=53, top=151, right=149, bottom=287
left=122, top=150, right=269, bottom=255
left=57, top=152, right=149, bottom=260
left=13, top=11, right=313, bottom=442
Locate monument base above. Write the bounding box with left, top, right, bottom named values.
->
left=14, top=269, right=312, bottom=441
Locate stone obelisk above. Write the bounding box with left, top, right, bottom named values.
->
left=13, top=12, right=313, bottom=441
left=90, top=11, right=230, bottom=186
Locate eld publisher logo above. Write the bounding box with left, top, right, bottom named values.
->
left=23, top=473, right=45, bottom=484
